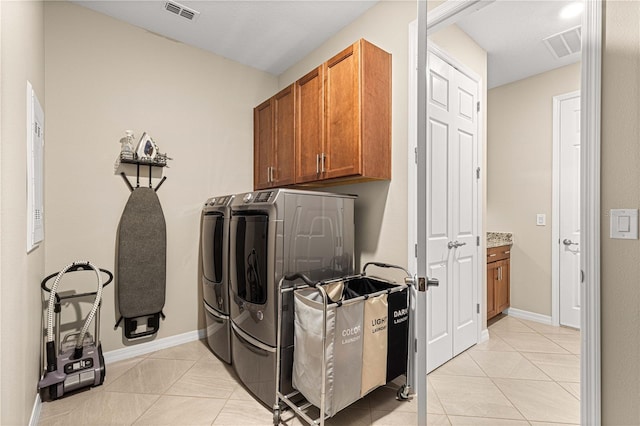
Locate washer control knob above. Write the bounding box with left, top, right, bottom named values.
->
left=256, top=311, right=264, bottom=321
left=243, top=193, right=253, bottom=203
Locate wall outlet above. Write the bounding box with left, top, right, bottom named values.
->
left=536, top=214, right=546, bottom=226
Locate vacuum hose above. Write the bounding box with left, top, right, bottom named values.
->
left=46, top=261, right=103, bottom=360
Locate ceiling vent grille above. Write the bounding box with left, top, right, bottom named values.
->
left=163, top=1, right=200, bottom=22
left=544, top=26, right=581, bottom=59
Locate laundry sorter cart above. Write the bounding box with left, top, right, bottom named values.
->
left=273, top=263, right=425, bottom=426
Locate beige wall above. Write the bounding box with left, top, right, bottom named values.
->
left=602, top=1, right=640, bottom=423
left=0, top=1, right=46, bottom=424
left=44, top=2, right=277, bottom=352
left=278, top=1, right=417, bottom=270
left=487, top=63, right=581, bottom=316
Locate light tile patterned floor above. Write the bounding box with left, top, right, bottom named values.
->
left=38, top=315, right=580, bottom=425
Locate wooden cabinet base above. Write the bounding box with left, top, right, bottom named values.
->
left=487, top=245, right=511, bottom=320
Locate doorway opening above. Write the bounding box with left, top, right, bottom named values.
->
left=409, top=0, right=601, bottom=424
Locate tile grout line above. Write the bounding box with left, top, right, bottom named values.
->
left=127, top=345, right=206, bottom=426
left=488, top=317, right=581, bottom=423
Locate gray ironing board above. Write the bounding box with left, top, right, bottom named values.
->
left=116, top=186, right=166, bottom=338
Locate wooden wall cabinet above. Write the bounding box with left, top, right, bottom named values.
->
left=487, top=245, right=511, bottom=320
left=254, top=39, right=391, bottom=190
left=295, top=66, right=325, bottom=183
left=295, top=39, right=391, bottom=185
left=253, top=84, right=295, bottom=190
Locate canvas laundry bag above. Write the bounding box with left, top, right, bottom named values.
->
left=386, top=288, right=409, bottom=383
left=292, top=284, right=364, bottom=417
left=360, top=293, right=388, bottom=396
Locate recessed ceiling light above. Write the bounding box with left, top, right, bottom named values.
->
left=560, top=2, right=584, bottom=20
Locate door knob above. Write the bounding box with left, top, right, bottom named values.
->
left=448, top=240, right=467, bottom=249
left=562, top=238, right=579, bottom=246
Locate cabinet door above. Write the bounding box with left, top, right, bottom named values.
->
left=495, top=260, right=510, bottom=314
left=324, top=42, right=361, bottom=179
left=295, top=67, right=324, bottom=183
left=486, top=262, right=498, bottom=320
left=254, top=99, right=273, bottom=190
left=274, top=85, right=295, bottom=186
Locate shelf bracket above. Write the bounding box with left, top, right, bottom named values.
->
left=120, top=172, right=134, bottom=192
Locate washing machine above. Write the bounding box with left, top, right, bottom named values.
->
left=228, top=188, right=355, bottom=407
left=201, top=194, right=234, bottom=364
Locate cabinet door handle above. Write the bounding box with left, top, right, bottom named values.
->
left=504, top=250, right=510, bottom=254
left=316, top=154, right=320, bottom=174
left=488, top=253, right=497, bottom=257
left=267, top=166, right=271, bottom=183
left=270, top=167, right=275, bottom=183
left=321, top=153, right=326, bottom=173
left=498, top=266, right=502, bottom=281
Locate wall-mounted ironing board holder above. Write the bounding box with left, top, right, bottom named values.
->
left=116, top=158, right=168, bottom=340
left=119, top=161, right=167, bottom=192
left=114, top=312, right=165, bottom=339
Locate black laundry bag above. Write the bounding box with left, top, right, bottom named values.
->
left=342, top=277, right=394, bottom=299
left=386, top=288, right=409, bottom=382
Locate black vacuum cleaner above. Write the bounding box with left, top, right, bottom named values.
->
left=38, top=261, right=112, bottom=401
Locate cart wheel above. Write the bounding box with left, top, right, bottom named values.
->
left=272, top=408, right=280, bottom=425
left=396, top=384, right=410, bottom=401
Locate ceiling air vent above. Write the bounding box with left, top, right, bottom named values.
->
left=163, top=1, right=200, bottom=22
left=544, top=26, right=581, bottom=59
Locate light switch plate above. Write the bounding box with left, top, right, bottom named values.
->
left=536, top=214, right=546, bottom=226
left=610, top=209, right=638, bottom=239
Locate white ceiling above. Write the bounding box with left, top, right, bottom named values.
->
left=72, top=0, right=378, bottom=76
left=455, top=0, right=582, bottom=88
left=73, top=0, right=581, bottom=86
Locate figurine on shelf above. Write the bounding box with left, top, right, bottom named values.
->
left=119, top=130, right=136, bottom=161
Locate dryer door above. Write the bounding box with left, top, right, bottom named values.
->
left=229, top=212, right=276, bottom=346
left=202, top=211, right=229, bottom=313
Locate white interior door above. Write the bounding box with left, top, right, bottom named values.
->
left=451, top=69, right=479, bottom=356
left=558, top=92, right=581, bottom=329
left=426, top=50, right=479, bottom=372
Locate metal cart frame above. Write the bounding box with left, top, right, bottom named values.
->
left=273, top=262, right=418, bottom=426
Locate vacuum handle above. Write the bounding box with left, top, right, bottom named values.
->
left=41, top=267, right=113, bottom=294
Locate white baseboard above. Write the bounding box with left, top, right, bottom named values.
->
left=504, top=308, right=552, bottom=325
left=28, top=393, right=42, bottom=426
left=479, top=328, right=490, bottom=343
left=103, top=328, right=206, bottom=364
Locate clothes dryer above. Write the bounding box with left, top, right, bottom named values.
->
left=201, top=194, right=234, bottom=363
left=229, top=189, right=355, bottom=406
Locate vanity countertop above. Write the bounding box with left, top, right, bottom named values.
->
left=487, top=232, right=513, bottom=248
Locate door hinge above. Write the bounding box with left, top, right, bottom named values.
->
left=414, top=147, right=418, bottom=164
left=476, top=167, right=481, bottom=179
left=477, top=101, right=480, bottom=112
left=477, top=303, right=480, bottom=314
left=414, top=243, right=418, bottom=258
left=477, top=236, right=480, bottom=246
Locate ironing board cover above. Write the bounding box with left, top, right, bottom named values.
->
left=117, top=187, right=166, bottom=318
